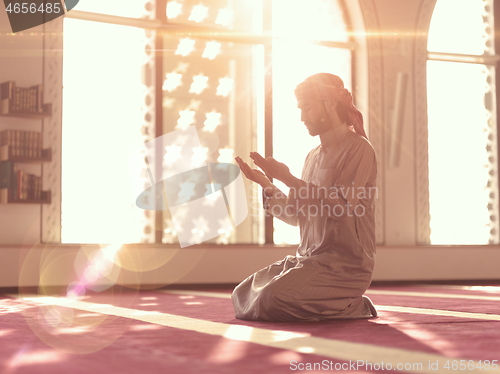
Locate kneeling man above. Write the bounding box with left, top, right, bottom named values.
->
left=233, top=73, right=378, bottom=321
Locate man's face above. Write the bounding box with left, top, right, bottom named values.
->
left=297, top=97, right=331, bottom=137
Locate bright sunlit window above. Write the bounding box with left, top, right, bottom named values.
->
left=62, top=19, right=149, bottom=243
left=427, top=61, right=496, bottom=244
left=272, top=0, right=351, bottom=245
left=428, top=0, right=492, bottom=56
left=427, top=0, right=498, bottom=244
left=72, top=0, right=150, bottom=19
left=160, top=0, right=263, bottom=245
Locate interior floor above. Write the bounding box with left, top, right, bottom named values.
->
left=1, top=283, right=499, bottom=374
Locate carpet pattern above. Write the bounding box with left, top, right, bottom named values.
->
left=1, top=285, right=500, bottom=374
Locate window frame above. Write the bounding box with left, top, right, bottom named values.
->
left=63, top=0, right=355, bottom=246
left=425, top=0, right=500, bottom=245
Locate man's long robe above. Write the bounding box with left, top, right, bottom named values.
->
left=232, top=124, right=378, bottom=321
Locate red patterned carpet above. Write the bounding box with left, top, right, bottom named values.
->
left=1, top=285, right=500, bottom=374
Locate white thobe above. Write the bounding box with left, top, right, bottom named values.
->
left=232, top=123, right=378, bottom=321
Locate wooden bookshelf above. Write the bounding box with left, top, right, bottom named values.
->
left=0, top=190, right=51, bottom=205
left=0, top=81, right=52, bottom=206
left=0, top=146, right=52, bottom=163
left=0, top=101, right=52, bottom=119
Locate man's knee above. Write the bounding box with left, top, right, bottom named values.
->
left=254, top=281, right=287, bottom=314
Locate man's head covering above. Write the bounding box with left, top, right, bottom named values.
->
left=294, top=73, right=367, bottom=139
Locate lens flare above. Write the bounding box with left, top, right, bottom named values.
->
left=18, top=244, right=140, bottom=354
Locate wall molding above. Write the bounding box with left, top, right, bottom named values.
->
left=0, top=244, right=498, bottom=287
left=413, top=0, right=436, bottom=245
left=358, top=0, right=385, bottom=245
left=41, top=17, right=63, bottom=244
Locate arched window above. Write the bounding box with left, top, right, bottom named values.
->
left=427, top=0, right=498, bottom=244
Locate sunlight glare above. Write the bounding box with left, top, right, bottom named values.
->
left=191, top=146, right=209, bottom=166
left=74, top=0, right=148, bottom=18
left=62, top=20, right=146, bottom=243
left=175, top=38, right=196, bottom=57
left=190, top=74, right=209, bottom=94
left=223, top=325, right=254, bottom=341
left=272, top=0, right=348, bottom=43
left=202, top=41, right=221, bottom=60
left=216, top=77, right=233, bottom=97
left=297, top=347, right=315, bottom=353
left=469, top=286, right=500, bottom=293
left=55, top=326, right=91, bottom=335
left=215, top=9, right=233, bottom=26
left=217, top=148, right=234, bottom=163
left=176, top=109, right=196, bottom=129
left=0, top=330, right=14, bottom=337
left=428, top=0, right=490, bottom=55
left=164, top=145, right=183, bottom=164
left=270, top=0, right=351, bottom=245
left=203, top=111, right=222, bottom=132
left=272, top=41, right=350, bottom=245
left=392, top=322, right=456, bottom=355
left=207, top=328, right=249, bottom=363
left=167, top=1, right=182, bottom=19
left=188, top=5, right=208, bottom=23
left=271, top=330, right=310, bottom=342
left=7, top=350, right=67, bottom=368
left=163, top=72, right=183, bottom=92
left=427, top=61, right=495, bottom=244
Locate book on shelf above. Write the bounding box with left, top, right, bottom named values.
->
left=0, top=161, right=15, bottom=202
left=0, top=163, right=43, bottom=203
left=13, top=87, right=21, bottom=112
left=0, top=81, right=45, bottom=114
left=0, top=81, right=14, bottom=100
left=0, top=161, right=14, bottom=189
left=0, top=130, right=43, bottom=160
left=30, top=85, right=43, bottom=113
left=0, top=130, right=14, bottom=158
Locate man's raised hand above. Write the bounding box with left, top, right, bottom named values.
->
left=235, top=156, right=273, bottom=189
left=249, top=152, right=292, bottom=184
